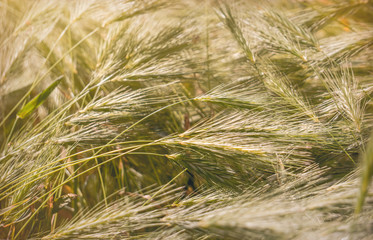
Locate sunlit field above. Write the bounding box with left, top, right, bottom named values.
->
left=1, top=0, right=372, bottom=239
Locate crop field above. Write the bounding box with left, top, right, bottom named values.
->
left=0, top=0, right=372, bottom=239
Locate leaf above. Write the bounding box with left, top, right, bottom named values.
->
left=355, top=131, right=373, bottom=214
left=17, top=77, right=63, bottom=119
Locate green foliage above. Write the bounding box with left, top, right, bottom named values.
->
left=0, top=0, right=372, bottom=239
left=16, top=77, right=63, bottom=119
